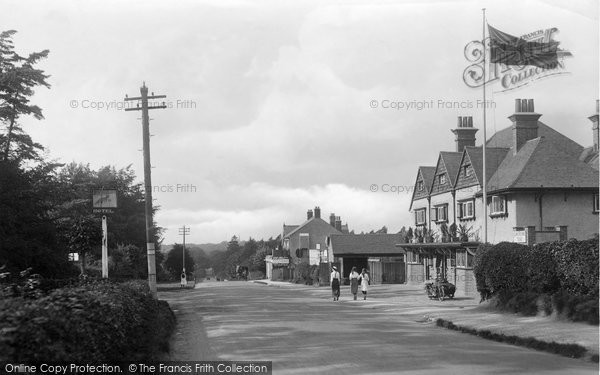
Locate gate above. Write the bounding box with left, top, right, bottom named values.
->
left=381, top=261, right=405, bottom=284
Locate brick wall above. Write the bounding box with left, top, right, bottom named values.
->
left=406, top=263, right=425, bottom=285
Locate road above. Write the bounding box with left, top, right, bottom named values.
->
left=159, top=281, right=598, bottom=375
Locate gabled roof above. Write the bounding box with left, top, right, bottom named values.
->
left=458, top=146, right=510, bottom=187
left=439, top=152, right=463, bottom=183
left=486, top=121, right=583, bottom=158
left=329, top=233, right=405, bottom=256
left=409, top=166, right=436, bottom=210
left=284, top=217, right=341, bottom=238
left=430, top=152, right=462, bottom=196
left=487, top=137, right=599, bottom=192
left=283, top=225, right=299, bottom=237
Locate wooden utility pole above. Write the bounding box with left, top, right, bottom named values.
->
left=125, top=82, right=166, bottom=297
left=178, top=225, right=190, bottom=273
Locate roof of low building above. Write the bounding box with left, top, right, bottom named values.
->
left=329, top=233, right=406, bottom=255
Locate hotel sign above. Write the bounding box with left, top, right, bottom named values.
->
left=463, top=27, right=572, bottom=92
left=92, top=189, right=117, bottom=214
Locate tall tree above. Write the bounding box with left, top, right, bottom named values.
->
left=0, top=30, right=50, bottom=162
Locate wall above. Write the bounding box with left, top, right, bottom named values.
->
left=406, top=263, right=425, bottom=285
left=516, top=191, right=599, bottom=240
left=455, top=268, right=477, bottom=297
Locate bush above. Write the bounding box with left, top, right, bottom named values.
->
left=552, top=238, right=599, bottom=297
left=474, top=238, right=599, bottom=324
left=474, top=242, right=529, bottom=299
left=0, top=279, right=175, bottom=362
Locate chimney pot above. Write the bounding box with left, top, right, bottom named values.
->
left=314, top=206, right=321, bottom=219
left=451, top=116, right=478, bottom=151
left=509, top=99, right=541, bottom=154
left=307, top=210, right=313, bottom=220
left=329, top=213, right=336, bottom=227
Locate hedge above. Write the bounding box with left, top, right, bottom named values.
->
left=473, top=237, right=599, bottom=324
left=0, top=279, right=175, bottom=362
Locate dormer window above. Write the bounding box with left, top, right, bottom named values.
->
left=464, top=164, right=472, bottom=177
left=439, top=174, right=447, bottom=185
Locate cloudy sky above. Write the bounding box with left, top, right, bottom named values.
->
left=3, top=0, right=598, bottom=244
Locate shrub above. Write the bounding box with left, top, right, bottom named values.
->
left=473, top=243, right=493, bottom=300
left=475, top=242, right=529, bottom=299
left=552, top=238, right=599, bottom=297
left=0, top=279, right=175, bottom=362
left=526, top=242, right=560, bottom=294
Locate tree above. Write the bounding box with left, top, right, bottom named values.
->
left=164, top=244, right=195, bottom=279
left=0, top=30, right=50, bottom=162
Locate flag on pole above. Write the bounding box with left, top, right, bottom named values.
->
left=488, top=24, right=560, bottom=68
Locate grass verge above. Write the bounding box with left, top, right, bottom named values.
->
left=435, top=318, right=596, bottom=362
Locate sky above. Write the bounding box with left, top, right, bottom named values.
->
left=2, top=0, right=598, bottom=244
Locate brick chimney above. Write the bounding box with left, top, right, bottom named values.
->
left=335, top=216, right=342, bottom=231
left=307, top=209, right=313, bottom=220
left=451, top=116, right=478, bottom=152
left=313, top=206, right=321, bottom=219
left=589, top=99, right=599, bottom=152
left=509, top=99, right=541, bottom=154
left=330, top=213, right=336, bottom=227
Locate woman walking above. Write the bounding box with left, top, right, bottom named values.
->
left=349, top=266, right=360, bottom=300
left=330, top=266, right=341, bottom=301
left=358, top=268, right=370, bottom=300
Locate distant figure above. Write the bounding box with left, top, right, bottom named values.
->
left=330, top=266, right=341, bottom=301
left=349, top=266, right=360, bottom=300
left=180, top=272, right=187, bottom=288
left=358, top=268, right=370, bottom=300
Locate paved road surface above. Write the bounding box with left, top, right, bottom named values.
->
left=159, top=281, right=598, bottom=375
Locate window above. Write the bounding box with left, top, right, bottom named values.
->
left=432, top=204, right=448, bottom=223
left=464, top=164, right=472, bottom=177
left=406, top=250, right=421, bottom=264
left=439, top=174, right=447, bottom=185
left=417, top=180, right=424, bottom=192
left=594, top=193, right=599, bottom=213
left=415, top=209, right=426, bottom=225
left=456, top=249, right=474, bottom=268
left=316, top=243, right=321, bottom=250
left=458, top=200, right=475, bottom=220
left=490, top=195, right=506, bottom=216
left=283, top=238, right=290, bottom=250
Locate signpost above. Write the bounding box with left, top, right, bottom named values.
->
left=514, top=230, right=527, bottom=244
left=92, top=189, right=117, bottom=278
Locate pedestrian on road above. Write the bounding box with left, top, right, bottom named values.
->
left=330, top=266, right=341, bottom=301
left=349, top=266, right=360, bottom=300
left=358, top=268, right=370, bottom=300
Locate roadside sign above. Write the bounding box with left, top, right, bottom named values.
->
left=93, top=189, right=117, bottom=214
left=514, top=230, right=527, bottom=244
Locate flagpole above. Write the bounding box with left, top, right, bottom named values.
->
left=482, top=8, right=488, bottom=244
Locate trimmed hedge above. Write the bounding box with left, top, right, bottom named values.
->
left=474, top=237, right=599, bottom=324
left=0, top=280, right=175, bottom=362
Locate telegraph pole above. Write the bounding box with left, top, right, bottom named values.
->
left=125, top=82, right=166, bottom=298
left=178, top=225, right=190, bottom=273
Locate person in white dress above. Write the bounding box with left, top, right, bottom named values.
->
left=358, top=268, right=370, bottom=300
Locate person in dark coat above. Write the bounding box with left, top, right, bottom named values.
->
left=330, top=266, right=341, bottom=301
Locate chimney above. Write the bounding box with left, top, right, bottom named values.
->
left=451, top=116, right=478, bottom=152
left=330, top=213, right=336, bottom=227
left=313, top=206, right=321, bottom=219
left=509, top=99, right=541, bottom=154
left=307, top=209, right=313, bottom=220
left=335, top=216, right=342, bottom=231
left=589, top=99, right=599, bottom=152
